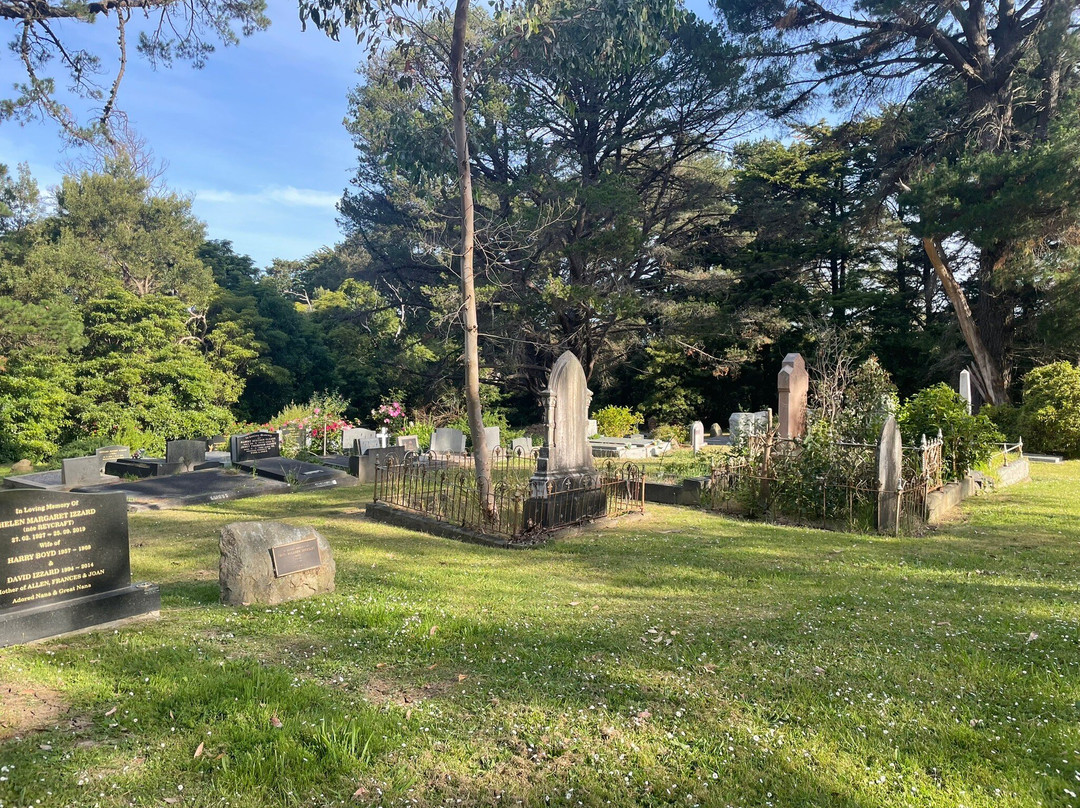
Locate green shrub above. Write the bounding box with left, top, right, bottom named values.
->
left=1018, top=361, right=1080, bottom=456
left=981, top=403, right=1022, bottom=443
left=594, top=405, right=640, bottom=438
left=898, top=383, right=1003, bottom=479
left=651, top=424, right=689, bottom=444
left=837, top=355, right=898, bottom=443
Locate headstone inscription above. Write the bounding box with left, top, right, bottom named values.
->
left=430, top=428, right=467, bottom=454
left=230, top=431, right=280, bottom=464
left=0, top=490, right=160, bottom=646
left=876, top=416, right=903, bottom=534
left=95, top=445, right=131, bottom=471
left=777, top=353, right=809, bottom=440
left=690, top=421, right=705, bottom=453
left=959, top=369, right=973, bottom=415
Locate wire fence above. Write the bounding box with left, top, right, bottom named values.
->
left=373, top=451, right=645, bottom=542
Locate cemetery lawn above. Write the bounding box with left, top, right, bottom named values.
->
left=2, top=466, right=1079, bottom=808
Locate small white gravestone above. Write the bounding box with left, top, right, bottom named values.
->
left=690, top=421, right=705, bottom=453
left=959, top=369, right=972, bottom=415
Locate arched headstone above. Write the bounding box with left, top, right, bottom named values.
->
left=530, top=351, right=597, bottom=497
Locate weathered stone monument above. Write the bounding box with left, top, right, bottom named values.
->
left=690, top=421, right=705, bottom=453
left=959, top=369, right=973, bottom=415
left=481, top=426, right=501, bottom=452
left=729, top=410, right=771, bottom=444
left=527, top=352, right=604, bottom=526
left=430, top=428, right=466, bottom=454
left=342, top=427, right=377, bottom=454
left=511, top=437, right=533, bottom=455
left=710, top=423, right=723, bottom=438
left=219, top=522, right=335, bottom=607
left=0, top=490, right=160, bottom=646
left=777, top=353, right=809, bottom=440
left=876, top=416, right=903, bottom=534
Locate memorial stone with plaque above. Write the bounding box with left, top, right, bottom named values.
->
left=0, top=490, right=160, bottom=646
left=219, top=521, right=335, bottom=606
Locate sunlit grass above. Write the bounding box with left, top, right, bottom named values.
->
left=1, top=467, right=1079, bottom=807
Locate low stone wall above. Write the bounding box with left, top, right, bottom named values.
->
left=997, top=458, right=1031, bottom=488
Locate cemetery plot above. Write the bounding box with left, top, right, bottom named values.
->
left=234, top=458, right=358, bottom=489
left=0, top=489, right=159, bottom=646
left=73, top=468, right=291, bottom=510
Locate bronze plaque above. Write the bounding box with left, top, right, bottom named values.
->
left=269, top=538, right=322, bottom=577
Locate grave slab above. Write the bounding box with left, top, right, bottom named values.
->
left=106, top=458, right=183, bottom=479
left=234, top=458, right=358, bottom=489
left=0, top=489, right=159, bottom=646
left=73, top=469, right=291, bottom=509
left=3, top=470, right=64, bottom=490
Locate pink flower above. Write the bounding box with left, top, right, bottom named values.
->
left=314, top=408, right=321, bottom=415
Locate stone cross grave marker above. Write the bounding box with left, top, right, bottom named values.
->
left=959, top=369, right=973, bottom=415
left=876, top=415, right=903, bottom=534
left=777, top=352, right=809, bottom=440
left=0, top=489, right=160, bottom=646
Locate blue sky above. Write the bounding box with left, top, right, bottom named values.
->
left=1, top=0, right=715, bottom=268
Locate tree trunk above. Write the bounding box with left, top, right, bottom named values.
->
left=922, top=237, right=1009, bottom=405
left=449, top=0, right=494, bottom=516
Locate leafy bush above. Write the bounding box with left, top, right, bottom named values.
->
left=594, top=405, right=640, bottom=438
left=836, top=356, right=898, bottom=443
left=651, top=424, right=689, bottom=444
left=898, top=384, right=1002, bottom=479
left=981, top=403, right=1022, bottom=443
left=1018, top=362, right=1080, bottom=456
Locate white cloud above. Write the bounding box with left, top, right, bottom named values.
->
left=195, top=185, right=340, bottom=209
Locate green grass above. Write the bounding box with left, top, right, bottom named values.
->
left=1, top=465, right=1079, bottom=807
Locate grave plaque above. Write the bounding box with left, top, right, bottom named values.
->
left=95, top=445, right=131, bottom=471
left=230, top=431, right=281, bottom=463
left=396, top=435, right=420, bottom=453
left=0, top=490, right=159, bottom=646
left=270, top=538, right=322, bottom=577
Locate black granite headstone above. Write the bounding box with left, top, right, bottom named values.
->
left=230, top=431, right=281, bottom=463
left=0, top=489, right=160, bottom=646
left=105, top=458, right=183, bottom=478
